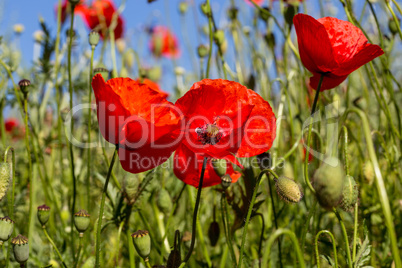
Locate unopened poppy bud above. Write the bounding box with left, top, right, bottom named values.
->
left=207, top=221, right=220, bottom=246
left=37, top=204, right=51, bottom=227
left=221, top=174, right=232, bottom=189
left=120, top=67, right=129, bottom=78
left=340, top=175, right=358, bottom=211
left=131, top=230, right=151, bottom=261
left=116, top=39, right=126, bottom=53
left=227, top=7, right=238, bottom=21
left=157, top=189, right=173, bottom=214
left=264, top=32, right=276, bottom=48
left=88, top=31, right=100, bottom=47
left=197, top=44, right=209, bottom=58
left=0, top=217, right=14, bottom=245
left=213, top=30, right=225, bottom=46
left=200, top=2, right=211, bottom=16
left=178, top=1, right=188, bottom=14
left=148, top=66, right=162, bottom=81
left=93, top=66, right=109, bottom=81
left=11, top=235, right=29, bottom=264
left=284, top=4, right=298, bottom=26
left=256, top=152, right=271, bottom=170
left=211, top=159, right=227, bottom=177
left=363, top=161, right=374, bottom=185
left=0, top=163, right=10, bottom=201
left=18, top=79, right=31, bottom=95
left=167, top=248, right=181, bottom=268
left=74, top=209, right=90, bottom=236
left=259, top=7, right=271, bottom=21
left=389, top=17, right=400, bottom=36
left=275, top=176, right=303, bottom=203
left=313, top=157, right=345, bottom=210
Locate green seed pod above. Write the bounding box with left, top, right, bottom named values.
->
left=313, top=157, right=345, bottom=210
left=213, top=30, right=225, bottom=46
left=211, top=159, right=227, bottom=177
left=200, top=2, right=210, bottom=16
left=389, top=17, right=400, bottom=36
left=197, top=44, right=209, bottom=58
left=340, top=175, right=358, bottom=211
left=88, top=31, right=100, bottom=47
left=275, top=176, right=303, bottom=203
left=0, top=163, right=10, bottom=201
left=93, top=65, right=109, bottom=81
left=0, top=217, right=14, bottom=244
left=208, top=221, right=220, bottom=247
left=37, top=204, right=51, bottom=227
left=157, top=188, right=173, bottom=214
left=11, top=235, right=29, bottom=264
left=131, top=230, right=151, bottom=261
left=178, top=1, right=188, bottom=14
left=221, top=174, right=232, bottom=189
left=74, top=209, right=90, bottom=236
left=18, top=79, right=31, bottom=96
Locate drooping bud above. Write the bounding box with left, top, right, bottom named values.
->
left=284, top=4, right=298, bottom=27
left=11, top=235, right=29, bottom=264
left=18, top=79, right=31, bottom=96
left=227, top=7, right=238, bottom=21
left=313, top=157, right=345, bottom=210
left=88, top=31, right=100, bottom=47
left=221, top=174, right=232, bottom=189
left=389, top=17, right=400, bottom=36
left=93, top=65, right=109, bottom=81
left=131, top=230, right=151, bottom=261
left=264, top=32, right=276, bottom=49
left=363, top=161, right=374, bottom=185
left=116, top=39, right=126, bottom=53
left=340, top=175, right=358, bottom=211
left=213, top=30, right=225, bottom=46
left=211, top=159, right=227, bottom=177
left=197, top=44, right=209, bottom=58
left=74, top=209, right=90, bottom=236
left=256, top=152, right=271, bottom=170
left=200, top=2, right=211, bottom=16
left=0, top=163, right=11, bottom=201
left=148, top=66, right=162, bottom=81
left=37, top=204, right=51, bottom=227
left=207, top=221, right=220, bottom=246
left=275, top=176, right=303, bottom=203
left=178, top=1, right=188, bottom=14
left=0, top=217, right=14, bottom=245
left=157, top=189, right=173, bottom=215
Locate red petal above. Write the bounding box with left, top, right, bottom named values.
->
left=173, top=144, right=241, bottom=188
left=293, top=14, right=338, bottom=74
left=309, top=72, right=348, bottom=91
left=136, top=78, right=169, bottom=98
left=236, top=89, right=276, bottom=157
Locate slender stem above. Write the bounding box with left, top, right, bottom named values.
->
left=221, top=193, right=236, bottom=265
left=392, top=0, right=402, bottom=16
left=181, top=157, right=208, bottom=265
left=205, top=0, right=213, bottom=78
left=95, top=148, right=118, bottom=267
left=352, top=203, right=358, bottom=263
left=74, top=236, right=83, bottom=268
left=5, top=146, right=15, bottom=268
left=43, top=228, right=67, bottom=268
left=262, top=228, right=305, bottom=268
left=304, top=74, right=324, bottom=193
left=301, top=199, right=317, bottom=250
left=314, top=230, right=338, bottom=268
left=386, top=1, right=402, bottom=40
left=333, top=209, right=352, bottom=268
left=87, top=45, right=95, bottom=211
left=254, top=213, right=265, bottom=268
left=145, top=260, right=152, bottom=268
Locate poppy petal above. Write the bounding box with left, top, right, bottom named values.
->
left=293, top=14, right=338, bottom=74
left=309, top=72, right=348, bottom=91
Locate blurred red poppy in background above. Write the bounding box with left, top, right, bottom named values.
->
left=92, top=74, right=182, bottom=173
left=55, top=0, right=86, bottom=25
left=173, top=79, right=276, bottom=187
left=149, top=26, right=180, bottom=59
left=293, top=14, right=384, bottom=91
left=136, top=78, right=169, bottom=99
left=244, top=0, right=265, bottom=6
left=80, top=0, right=124, bottom=39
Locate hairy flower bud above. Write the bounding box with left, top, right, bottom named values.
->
left=157, top=188, right=173, bottom=214
left=275, top=176, right=303, bottom=203
left=0, top=217, right=14, bottom=244
left=340, top=175, right=358, bottom=211
left=0, top=163, right=10, bottom=201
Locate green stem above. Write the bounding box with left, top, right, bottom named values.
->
left=314, top=230, right=338, bottom=268
left=74, top=237, right=83, bottom=268
left=43, top=228, right=67, bottom=268
left=333, top=209, right=352, bottom=268
left=386, top=1, right=402, bottom=40
left=181, top=157, right=208, bottom=266
left=262, top=228, right=305, bottom=268
left=352, top=203, right=358, bottom=263
left=221, top=193, right=236, bottom=266
left=301, top=199, right=317, bottom=250
left=392, top=0, right=402, bottom=15
left=87, top=45, right=95, bottom=211
left=145, top=260, right=152, bottom=268
left=95, top=148, right=118, bottom=267
left=205, top=0, right=213, bottom=78
left=304, top=74, right=324, bottom=193
left=4, top=146, right=15, bottom=268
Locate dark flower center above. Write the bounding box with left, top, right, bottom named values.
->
left=195, top=123, right=223, bottom=145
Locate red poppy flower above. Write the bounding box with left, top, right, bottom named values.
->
left=91, top=74, right=182, bottom=173
left=293, top=14, right=384, bottom=91
left=245, top=0, right=265, bottom=6
left=136, top=78, right=169, bottom=98
left=79, top=0, right=124, bottom=40
left=5, top=118, right=19, bottom=133
left=173, top=79, right=276, bottom=187
left=149, top=26, right=180, bottom=59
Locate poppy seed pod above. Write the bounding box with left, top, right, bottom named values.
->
left=221, top=174, right=232, bottom=189
left=157, top=188, right=173, bottom=214
left=200, top=2, right=211, bottom=16
left=18, top=79, right=31, bottom=95
left=131, top=230, right=151, bottom=261
left=275, top=176, right=303, bottom=203
left=11, top=235, right=29, bottom=264
left=74, top=209, right=90, bottom=236
left=37, top=204, right=51, bottom=227
left=208, top=221, right=220, bottom=246
left=93, top=66, right=109, bottom=81
left=88, top=31, right=100, bottom=47
left=212, top=159, right=227, bottom=177
left=0, top=217, right=14, bottom=245
left=0, top=162, right=10, bottom=201
left=313, top=157, right=345, bottom=210
left=197, top=44, right=209, bottom=58
left=340, top=175, right=358, bottom=211
left=389, top=17, right=400, bottom=36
